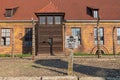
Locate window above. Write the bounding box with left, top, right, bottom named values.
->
left=39, top=16, right=46, bottom=24
left=117, top=28, right=120, bottom=44
left=71, top=28, right=81, bottom=44
left=93, top=10, right=98, bottom=18
left=24, top=28, right=32, bottom=47
left=94, top=28, right=104, bottom=45
left=55, top=16, right=61, bottom=24
left=5, top=9, right=13, bottom=17
left=47, top=16, right=53, bottom=24
left=5, top=7, right=18, bottom=17
left=1, top=29, right=11, bottom=46
left=39, top=16, right=62, bottom=25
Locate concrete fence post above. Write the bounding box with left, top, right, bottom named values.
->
left=68, top=49, right=73, bottom=75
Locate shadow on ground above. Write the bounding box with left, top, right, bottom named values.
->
left=33, top=59, right=120, bottom=77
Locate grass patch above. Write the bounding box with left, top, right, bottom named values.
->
left=0, top=54, right=32, bottom=58
left=14, top=54, right=32, bottom=58
left=102, top=54, right=120, bottom=56
left=0, top=54, right=11, bottom=57
left=74, top=52, right=94, bottom=56
left=74, top=52, right=120, bottom=56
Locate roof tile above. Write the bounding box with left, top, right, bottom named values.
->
left=36, top=2, right=60, bottom=13
left=0, top=0, right=120, bottom=20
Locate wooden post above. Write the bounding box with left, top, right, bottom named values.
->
left=32, top=18, right=36, bottom=60
left=11, top=28, right=14, bottom=58
left=68, top=49, right=73, bottom=75
left=97, top=17, right=101, bottom=58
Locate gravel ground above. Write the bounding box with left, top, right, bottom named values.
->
left=0, top=56, right=120, bottom=77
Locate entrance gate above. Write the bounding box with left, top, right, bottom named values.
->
left=36, top=25, right=63, bottom=55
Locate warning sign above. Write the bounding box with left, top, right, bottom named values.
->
left=65, top=36, right=79, bottom=49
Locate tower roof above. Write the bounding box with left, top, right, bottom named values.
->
left=36, top=1, right=61, bottom=13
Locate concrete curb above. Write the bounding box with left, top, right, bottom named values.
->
left=42, top=76, right=78, bottom=80
left=0, top=77, right=41, bottom=80
left=0, top=77, right=119, bottom=80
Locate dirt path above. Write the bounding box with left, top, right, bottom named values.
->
left=0, top=57, right=119, bottom=77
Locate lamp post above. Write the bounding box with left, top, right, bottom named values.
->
left=97, top=16, right=101, bottom=58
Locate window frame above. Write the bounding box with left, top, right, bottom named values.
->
left=54, top=16, right=62, bottom=24
left=94, top=27, right=104, bottom=45
left=39, top=16, right=46, bottom=24
left=5, top=9, right=13, bottom=17
left=0, top=28, right=11, bottom=46
left=39, top=15, right=62, bottom=25
left=71, top=27, right=81, bottom=45
left=24, top=28, right=32, bottom=47
left=93, top=9, right=98, bottom=18
left=117, top=28, right=120, bottom=44
left=47, top=16, right=54, bottom=24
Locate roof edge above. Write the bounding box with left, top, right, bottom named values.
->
left=0, top=20, right=120, bottom=23
left=66, top=20, right=120, bottom=23
left=0, top=20, right=38, bottom=23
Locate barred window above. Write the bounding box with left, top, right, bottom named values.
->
left=117, top=28, right=120, bottom=44
left=94, top=28, right=104, bottom=45
left=24, top=28, right=32, bottom=47
left=1, top=29, right=11, bottom=46
left=71, top=28, right=81, bottom=45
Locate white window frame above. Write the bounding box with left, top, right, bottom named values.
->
left=93, top=10, right=98, bottom=18
left=117, top=28, right=120, bottom=44
left=1, top=28, right=11, bottom=46
left=39, top=16, right=46, bottom=24
left=71, top=28, right=81, bottom=45
left=94, top=27, right=104, bottom=45
left=55, top=16, right=61, bottom=24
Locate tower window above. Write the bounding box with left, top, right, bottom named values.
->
left=39, top=16, right=62, bottom=25
left=47, top=16, right=53, bottom=24
left=39, top=16, right=46, bottom=24
left=55, top=16, right=61, bottom=24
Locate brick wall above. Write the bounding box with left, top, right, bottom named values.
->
left=65, top=22, right=120, bottom=54
left=1, top=21, right=120, bottom=55
left=0, top=22, right=33, bottom=54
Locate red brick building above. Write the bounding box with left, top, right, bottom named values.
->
left=0, top=0, right=120, bottom=55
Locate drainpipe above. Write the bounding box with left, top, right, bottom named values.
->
left=112, top=26, right=116, bottom=56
